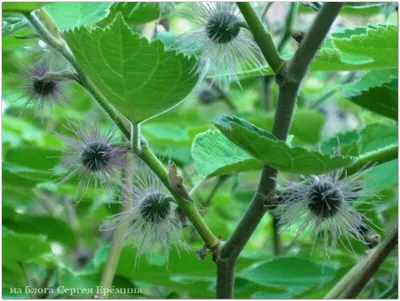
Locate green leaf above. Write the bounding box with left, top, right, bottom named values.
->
left=240, top=257, right=336, bottom=298
left=213, top=116, right=355, bottom=175
left=342, top=68, right=397, bottom=97
left=192, top=130, right=262, bottom=178
left=321, top=130, right=361, bottom=156
left=359, top=122, right=398, bottom=154
left=2, top=2, right=49, bottom=13
left=63, top=14, right=199, bottom=123
left=342, top=69, right=398, bottom=120
left=321, top=122, right=397, bottom=157
left=3, top=205, right=77, bottom=246
left=219, top=25, right=398, bottom=79
left=3, top=230, right=53, bottom=270
left=2, top=163, right=53, bottom=188
left=100, top=2, right=174, bottom=26
left=346, top=86, right=397, bottom=120
left=4, top=146, right=61, bottom=171
left=239, top=110, right=325, bottom=144
left=333, top=25, right=398, bottom=69
left=45, top=2, right=112, bottom=29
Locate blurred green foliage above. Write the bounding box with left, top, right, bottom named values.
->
left=2, top=2, right=398, bottom=299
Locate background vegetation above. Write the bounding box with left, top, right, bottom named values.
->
left=2, top=2, right=398, bottom=299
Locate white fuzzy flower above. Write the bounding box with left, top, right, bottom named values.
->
left=101, top=162, right=186, bottom=263
left=176, top=2, right=265, bottom=86
left=54, top=120, right=127, bottom=199
left=276, top=168, right=377, bottom=255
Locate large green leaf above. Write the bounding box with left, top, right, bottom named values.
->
left=100, top=2, right=174, bottom=26
left=213, top=116, right=355, bottom=174
left=45, top=2, right=112, bottom=29
left=240, top=257, right=336, bottom=298
left=359, top=122, right=398, bottom=154
left=192, top=130, right=262, bottom=178
left=3, top=207, right=78, bottom=246
left=321, top=122, right=397, bottom=156
left=3, top=230, right=54, bottom=270
left=2, top=2, right=49, bottom=13
left=4, top=146, right=61, bottom=170
left=239, top=110, right=325, bottom=144
left=220, top=25, right=398, bottom=79
left=333, top=25, right=398, bottom=68
left=63, top=14, right=199, bottom=123
left=2, top=163, right=53, bottom=188
left=342, top=69, right=398, bottom=120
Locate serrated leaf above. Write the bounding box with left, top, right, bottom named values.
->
left=45, top=2, right=112, bottom=29
left=321, top=122, right=397, bottom=157
left=192, top=130, right=262, bottom=178
left=342, top=68, right=398, bottom=120
left=239, top=110, right=325, bottom=144
left=321, top=130, right=361, bottom=156
left=346, top=86, right=397, bottom=120
left=219, top=25, right=398, bottom=79
left=342, top=68, right=397, bottom=98
left=100, top=2, right=174, bottom=26
left=63, top=14, right=198, bottom=123
left=359, top=122, right=398, bottom=154
left=333, top=25, right=398, bottom=68
left=213, top=116, right=355, bottom=175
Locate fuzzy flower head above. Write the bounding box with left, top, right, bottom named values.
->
left=55, top=120, right=127, bottom=200
left=177, top=2, right=265, bottom=86
left=276, top=168, right=377, bottom=256
left=101, top=163, right=186, bottom=264
left=18, top=61, right=69, bottom=115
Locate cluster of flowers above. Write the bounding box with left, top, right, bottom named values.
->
left=17, top=2, right=376, bottom=260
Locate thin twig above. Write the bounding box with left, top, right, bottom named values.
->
left=339, top=223, right=398, bottom=299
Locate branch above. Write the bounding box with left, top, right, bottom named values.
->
left=345, top=145, right=398, bottom=177
left=216, top=3, right=343, bottom=298
left=236, top=2, right=285, bottom=73
left=325, top=223, right=398, bottom=299
left=26, top=8, right=219, bottom=255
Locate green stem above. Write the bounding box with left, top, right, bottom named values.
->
left=139, top=145, right=219, bottom=249
left=236, top=2, right=285, bottom=74
left=96, top=153, right=134, bottom=299
left=277, top=3, right=299, bottom=53
left=263, top=3, right=298, bottom=129
left=26, top=6, right=220, bottom=281
left=345, top=145, right=398, bottom=177
left=325, top=223, right=398, bottom=299
left=216, top=3, right=343, bottom=298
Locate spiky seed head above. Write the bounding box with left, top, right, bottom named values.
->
left=80, top=142, right=113, bottom=172
left=139, top=192, right=173, bottom=223
left=307, top=181, right=343, bottom=218
left=101, top=158, right=187, bottom=264
left=205, top=12, right=241, bottom=44
left=54, top=120, right=127, bottom=200
left=276, top=167, right=377, bottom=255
left=18, top=62, right=67, bottom=115
left=176, top=2, right=265, bottom=87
